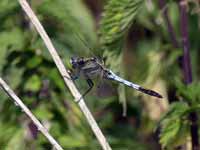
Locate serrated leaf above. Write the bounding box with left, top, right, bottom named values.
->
left=158, top=102, right=190, bottom=148
left=160, top=119, right=180, bottom=146
left=99, top=0, right=143, bottom=47
left=159, top=102, right=188, bottom=124
left=159, top=119, right=189, bottom=148
left=176, top=80, right=200, bottom=104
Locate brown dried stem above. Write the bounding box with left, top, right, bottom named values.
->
left=0, top=78, right=64, bottom=150
left=18, top=0, right=111, bottom=150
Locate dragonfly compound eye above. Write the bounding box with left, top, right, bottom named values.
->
left=70, top=57, right=78, bottom=68
left=78, top=59, right=85, bottom=65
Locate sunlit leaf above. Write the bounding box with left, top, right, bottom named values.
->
left=99, top=0, right=143, bottom=47
left=34, top=104, right=53, bottom=120
left=24, top=75, right=42, bottom=92
left=5, top=129, right=25, bottom=150
left=26, top=56, right=42, bottom=69
left=158, top=102, right=190, bottom=148
left=59, top=135, right=87, bottom=148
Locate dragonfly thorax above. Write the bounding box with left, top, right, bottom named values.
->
left=70, top=57, right=104, bottom=79
left=70, top=57, right=98, bottom=69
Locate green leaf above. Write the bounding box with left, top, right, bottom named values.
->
left=0, top=28, right=25, bottom=72
left=0, top=28, right=24, bottom=51
left=59, top=135, right=87, bottom=148
left=159, top=119, right=189, bottom=148
left=34, top=104, right=53, bottom=120
left=158, top=102, right=190, bottom=148
left=26, top=56, right=42, bottom=69
left=49, top=68, right=64, bottom=90
left=24, top=75, right=42, bottom=92
left=99, top=0, right=143, bottom=47
left=0, top=0, right=18, bottom=19
left=37, top=0, right=96, bottom=54
left=159, top=102, right=189, bottom=123
left=176, top=80, right=200, bottom=104
left=5, top=129, right=25, bottom=150
left=0, top=123, right=18, bottom=144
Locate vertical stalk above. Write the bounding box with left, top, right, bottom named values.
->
left=159, top=0, right=179, bottom=48
left=159, top=0, right=180, bottom=104
left=178, top=1, right=199, bottom=150
left=179, top=0, right=192, bottom=84
left=158, top=0, right=198, bottom=149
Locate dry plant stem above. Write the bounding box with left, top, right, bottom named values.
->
left=0, top=78, right=63, bottom=150
left=179, top=1, right=199, bottom=150
left=18, top=0, right=111, bottom=150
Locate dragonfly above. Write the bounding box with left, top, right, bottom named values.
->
left=68, top=56, right=163, bottom=99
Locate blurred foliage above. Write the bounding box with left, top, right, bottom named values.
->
left=0, top=0, right=200, bottom=150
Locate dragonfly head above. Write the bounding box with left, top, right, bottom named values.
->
left=70, top=57, right=85, bottom=69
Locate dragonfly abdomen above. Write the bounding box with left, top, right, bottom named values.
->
left=115, top=77, right=162, bottom=98
left=138, top=87, right=163, bottom=98
left=104, top=70, right=140, bottom=89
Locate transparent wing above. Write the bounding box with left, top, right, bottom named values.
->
left=95, top=79, right=117, bottom=98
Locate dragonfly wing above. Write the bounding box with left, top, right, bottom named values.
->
left=94, top=70, right=116, bottom=98
left=95, top=80, right=117, bottom=98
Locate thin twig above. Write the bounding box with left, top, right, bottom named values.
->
left=0, top=78, right=63, bottom=150
left=178, top=1, right=199, bottom=150
left=158, top=0, right=180, bottom=104
left=158, top=0, right=179, bottom=48
left=18, top=0, right=112, bottom=150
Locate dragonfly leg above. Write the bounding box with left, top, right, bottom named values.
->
left=77, top=79, right=94, bottom=102
left=82, top=79, right=94, bottom=97
left=63, top=70, right=78, bottom=81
